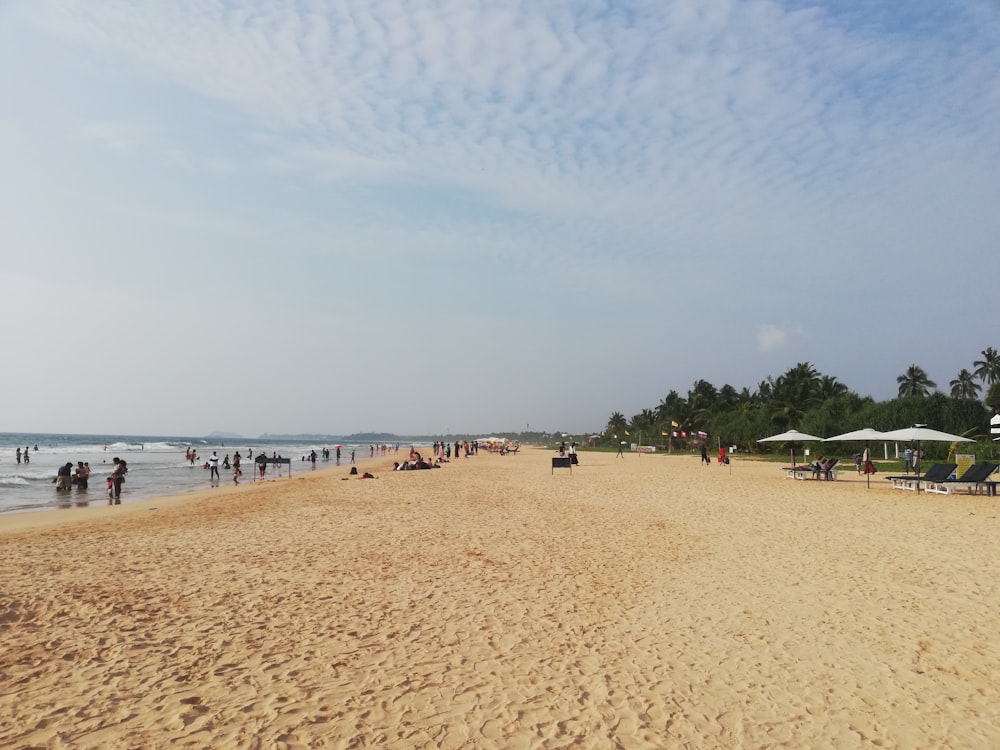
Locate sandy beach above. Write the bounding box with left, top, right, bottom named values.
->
left=1, top=448, right=998, bottom=749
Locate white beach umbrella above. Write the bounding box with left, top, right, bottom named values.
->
left=879, top=425, right=974, bottom=444
left=824, top=428, right=888, bottom=488
left=758, top=429, right=826, bottom=470
left=878, top=425, right=974, bottom=492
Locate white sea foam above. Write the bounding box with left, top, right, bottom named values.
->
left=0, top=474, right=32, bottom=487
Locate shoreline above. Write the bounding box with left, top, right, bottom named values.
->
left=0, top=452, right=387, bottom=535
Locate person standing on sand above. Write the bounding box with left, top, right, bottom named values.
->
left=700, top=443, right=710, bottom=465
left=616, top=441, right=625, bottom=458
left=208, top=452, right=220, bottom=482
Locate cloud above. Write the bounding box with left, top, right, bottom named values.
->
left=3, top=1, right=998, bottom=432
left=757, top=323, right=803, bottom=352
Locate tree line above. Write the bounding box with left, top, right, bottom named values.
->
left=599, top=348, right=1000, bottom=455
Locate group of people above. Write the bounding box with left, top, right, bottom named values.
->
left=557, top=442, right=579, bottom=465
left=14, top=446, right=35, bottom=464
left=699, top=444, right=727, bottom=465
left=48, top=454, right=124, bottom=502
left=393, top=448, right=446, bottom=471
left=53, top=461, right=99, bottom=491
left=200, top=450, right=243, bottom=483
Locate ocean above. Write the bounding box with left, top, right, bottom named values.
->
left=0, top=432, right=399, bottom=516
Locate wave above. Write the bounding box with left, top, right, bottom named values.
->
left=1, top=468, right=56, bottom=483
left=0, top=475, right=32, bottom=487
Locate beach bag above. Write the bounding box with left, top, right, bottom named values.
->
left=349, top=467, right=358, bottom=475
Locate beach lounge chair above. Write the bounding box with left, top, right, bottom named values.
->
left=783, top=458, right=839, bottom=480
left=924, top=462, right=999, bottom=495
left=783, top=464, right=813, bottom=480
left=885, top=463, right=956, bottom=492
left=817, top=457, right=839, bottom=480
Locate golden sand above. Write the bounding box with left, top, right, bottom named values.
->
left=1, top=448, right=998, bottom=748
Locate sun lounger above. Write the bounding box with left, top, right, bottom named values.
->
left=818, top=457, right=839, bottom=480
left=885, top=463, right=956, bottom=491
left=783, top=464, right=811, bottom=480
left=783, top=458, right=839, bottom=480
left=924, top=462, right=999, bottom=495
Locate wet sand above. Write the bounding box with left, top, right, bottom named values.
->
left=2, top=448, right=998, bottom=748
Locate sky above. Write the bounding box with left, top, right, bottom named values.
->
left=1, top=0, right=998, bottom=438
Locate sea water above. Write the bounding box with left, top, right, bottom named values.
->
left=0, top=432, right=390, bottom=515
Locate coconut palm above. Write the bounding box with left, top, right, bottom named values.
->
left=769, top=362, right=822, bottom=426
left=606, top=412, right=627, bottom=437
left=896, top=364, right=937, bottom=397
left=949, top=369, right=982, bottom=399
left=973, top=347, right=1000, bottom=386
left=630, top=409, right=657, bottom=433
left=655, top=390, right=686, bottom=428
left=818, top=375, right=848, bottom=400
left=986, top=382, right=1000, bottom=414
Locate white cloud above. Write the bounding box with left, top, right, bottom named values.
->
left=2, top=1, right=998, bottom=434
left=757, top=324, right=803, bottom=352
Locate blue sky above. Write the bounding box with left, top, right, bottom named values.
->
left=2, top=0, right=998, bottom=437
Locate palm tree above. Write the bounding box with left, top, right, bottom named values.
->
left=949, top=369, right=982, bottom=399
left=769, top=362, right=822, bottom=426
left=986, top=382, right=1000, bottom=414
left=717, top=384, right=740, bottom=411
left=973, top=347, right=1000, bottom=386
left=897, top=364, right=937, bottom=397
left=818, top=375, right=848, bottom=400
left=606, top=412, right=627, bottom=437
left=630, top=409, right=657, bottom=434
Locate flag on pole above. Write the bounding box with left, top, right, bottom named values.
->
left=671, top=421, right=679, bottom=427
left=624, top=431, right=630, bottom=436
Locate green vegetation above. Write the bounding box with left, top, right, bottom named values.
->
left=587, top=350, right=1000, bottom=463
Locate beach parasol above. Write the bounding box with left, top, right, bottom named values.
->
left=824, top=428, right=887, bottom=488
left=758, top=429, right=825, bottom=471
left=879, top=425, right=973, bottom=492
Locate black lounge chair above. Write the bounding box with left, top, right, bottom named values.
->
left=885, top=463, right=956, bottom=491
left=925, top=462, right=999, bottom=495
